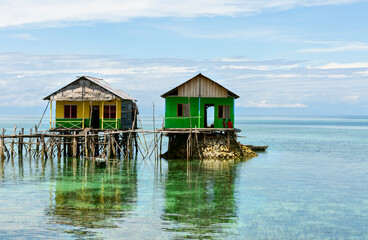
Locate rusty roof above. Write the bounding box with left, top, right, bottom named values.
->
left=43, top=76, right=136, bottom=101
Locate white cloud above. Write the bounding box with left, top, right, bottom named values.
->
left=342, top=95, right=360, bottom=102
left=309, top=62, right=368, bottom=69
left=357, top=71, right=368, bottom=76
left=0, top=52, right=368, bottom=112
left=0, top=0, right=364, bottom=28
left=238, top=100, right=308, bottom=108
left=300, top=42, right=368, bottom=53
left=9, top=33, right=38, bottom=40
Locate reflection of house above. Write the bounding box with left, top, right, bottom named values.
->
left=161, top=73, right=239, bottom=129
left=44, top=76, right=137, bottom=130
left=47, top=158, right=138, bottom=232
left=163, top=160, right=238, bottom=238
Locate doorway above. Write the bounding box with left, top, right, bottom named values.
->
left=91, top=106, right=100, bottom=129
left=204, top=104, right=215, bottom=128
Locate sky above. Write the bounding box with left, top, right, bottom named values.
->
left=0, top=0, right=368, bottom=116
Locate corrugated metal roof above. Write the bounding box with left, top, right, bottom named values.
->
left=161, top=73, right=239, bottom=99
left=43, top=76, right=136, bottom=101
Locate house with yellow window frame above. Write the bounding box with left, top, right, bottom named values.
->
left=44, top=76, right=138, bottom=130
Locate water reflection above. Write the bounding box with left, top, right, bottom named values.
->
left=162, top=159, right=240, bottom=239
left=46, top=158, right=138, bottom=237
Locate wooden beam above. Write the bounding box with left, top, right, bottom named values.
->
left=49, top=100, right=52, bottom=129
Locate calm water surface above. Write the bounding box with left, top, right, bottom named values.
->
left=0, top=116, right=367, bottom=239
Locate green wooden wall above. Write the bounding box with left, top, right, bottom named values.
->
left=164, top=97, right=234, bottom=128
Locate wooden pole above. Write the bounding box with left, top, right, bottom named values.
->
left=0, top=130, right=5, bottom=160
left=107, top=133, right=111, bottom=158
left=101, top=101, right=104, bottom=129
left=72, top=131, right=77, bottom=158
left=82, top=101, right=85, bottom=129
left=41, top=134, right=46, bottom=160
left=50, top=99, right=52, bottom=129
left=18, top=128, right=24, bottom=156
left=153, top=102, right=156, bottom=160
left=57, top=136, right=61, bottom=159
left=186, top=133, right=190, bottom=161
left=10, top=126, right=16, bottom=158
left=89, top=101, right=93, bottom=128
left=115, top=99, right=118, bottom=129
left=28, top=128, right=32, bottom=156
left=84, top=131, right=88, bottom=157
left=35, top=125, right=39, bottom=153
left=159, top=132, right=163, bottom=157
left=63, top=135, right=67, bottom=157
left=196, top=132, right=202, bottom=160
left=48, top=137, right=54, bottom=159
left=138, top=116, right=148, bottom=151
left=111, top=134, right=117, bottom=157
left=227, top=131, right=230, bottom=150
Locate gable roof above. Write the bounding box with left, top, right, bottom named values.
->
left=161, top=73, right=239, bottom=99
left=43, top=76, right=136, bottom=101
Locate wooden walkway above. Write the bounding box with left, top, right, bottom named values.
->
left=0, top=124, right=241, bottom=161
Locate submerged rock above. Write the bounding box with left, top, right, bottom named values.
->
left=162, top=133, right=258, bottom=160
left=200, top=136, right=258, bottom=160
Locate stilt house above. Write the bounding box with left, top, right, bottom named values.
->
left=161, top=73, right=239, bottom=129
left=44, top=76, right=137, bottom=130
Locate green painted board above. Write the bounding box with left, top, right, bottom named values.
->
left=164, top=97, right=234, bottom=129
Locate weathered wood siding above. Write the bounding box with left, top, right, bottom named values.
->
left=50, top=79, right=116, bottom=101
left=121, top=100, right=133, bottom=129
left=177, top=75, right=227, bottom=98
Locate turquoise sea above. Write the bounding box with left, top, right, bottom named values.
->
left=0, top=115, right=367, bottom=239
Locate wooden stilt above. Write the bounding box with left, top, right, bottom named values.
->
left=63, top=135, right=67, bottom=157
left=0, top=130, right=5, bottom=160
left=111, top=134, right=117, bottom=158
left=10, top=126, right=16, bottom=158
left=57, top=136, right=61, bottom=159
left=28, top=128, right=32, bottom=156
left=227, top=131, right=230, bottom=150
left=18, top=128, right=24, bottom=156
left=84, top=131, right=88, bottom=157
left=41, top=134, right=46, bottom=160
left=72, top=131, right=77, bottom=158
left=35, top=125, right=40, bottom=154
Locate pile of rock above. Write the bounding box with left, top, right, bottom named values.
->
left=200, top=136, right=258, bottom=160
left=161, top=133, right=259, bottom=160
